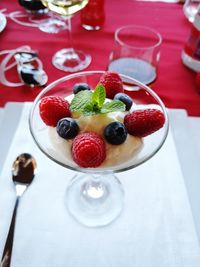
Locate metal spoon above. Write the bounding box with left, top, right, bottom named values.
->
left=1, top=153, right=36, bottom=267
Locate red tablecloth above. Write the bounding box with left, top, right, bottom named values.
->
left=1, top=0, right=200, bottom=116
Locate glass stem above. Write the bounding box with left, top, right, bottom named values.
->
left=82, top=175, right=108, bottom=202
left=66, top=16, right=74, bottom=52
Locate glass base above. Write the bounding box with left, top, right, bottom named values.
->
left=65, top=173, right=124, bottom=227
left=82, top=24, right=101, bottom=31
left=38, top=18, right=67, bottom=34
left=52, top=48, right=91, bottom=72
left=181, top=50, right=200, bottom=72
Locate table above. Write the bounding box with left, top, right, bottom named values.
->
left=0, top=0, right=200, bottom=116
left=1, top=2, right=200, bottom=266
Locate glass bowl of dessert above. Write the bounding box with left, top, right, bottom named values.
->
left=29, top=70, right=169, bottom=227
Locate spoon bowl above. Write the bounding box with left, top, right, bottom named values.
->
left=12, top=153, right=36, bottom=196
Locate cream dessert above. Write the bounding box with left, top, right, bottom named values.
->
left=48, top=110, right=143, bottom=168
left=38, top=71, right=165, bottom=168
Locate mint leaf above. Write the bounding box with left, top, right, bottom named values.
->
left=70, top=86, right=126, bottom=116
left=92, top=84, right=106, bottom=110
left=101, top=100, right=126, bottom=114
left=70, top=90, right=92, bottom=112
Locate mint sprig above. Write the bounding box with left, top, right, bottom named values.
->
left=70, top=85, right=126, bottom=116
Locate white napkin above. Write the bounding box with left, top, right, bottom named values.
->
left=136, top=0, right=182, bottom=2
left=0, top=103, right=200, bottom=267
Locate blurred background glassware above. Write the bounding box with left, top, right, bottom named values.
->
left=0, top=45, right=48, bottom=87
left=183, top=0, right=200, bottom=23
left=18, top=0, right=47, bottom=14
left=40, top=0, right=91, bottom=72
left=0, top=10, right=7, bottom=33
left=81, top=0, right=105, bottom=31
left=182, top=9, right=200, bottom=71
left=14, top=51, right=48, bottom=87
left=108, top=25, right=162, bottom=86
left=18, top=0, right=67, bottom=34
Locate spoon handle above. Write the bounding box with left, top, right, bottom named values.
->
left=1, top=197, right=19, bottom=267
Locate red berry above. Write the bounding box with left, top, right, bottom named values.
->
left=99, top=71, right=124, bottom=99
left=72, top=132, right=106, bottom=168
left=39, top=96, right=71, bottom=126
left=124, top=109, right=165, bottom=137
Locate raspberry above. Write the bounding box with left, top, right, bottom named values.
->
left=124, top=109, right=165, bottom=137
left=99, top=71, right=124, bottom=99
left=72, top=132, right=106, bottom=168
left=39, top=96, right=71, bottom=126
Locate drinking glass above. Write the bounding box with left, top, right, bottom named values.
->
left=108, top=25, right=162, bottom=86
left=29, top=71, right=169, bottom=227
left=41, top=0, right=91, bottom=72
left=183, top=0, right=200, bottom=22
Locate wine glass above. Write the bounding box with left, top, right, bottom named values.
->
left=29, top=71, right=169, bottom=227
left=18, top=0, right=68, bottom=34
left=40, top=0, right=92, bottom=72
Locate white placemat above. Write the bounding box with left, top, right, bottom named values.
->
left=0, top=107, right=4, bottom=125
left=188, top=117, right=200, bottom=158
left=169, top=110, right=200, bottom=242
left=0, top=103, right=200, bottom=267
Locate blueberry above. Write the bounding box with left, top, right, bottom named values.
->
left=114, top=93, right=133, bottom=111
left=104, top=122, right=127, bottom=145
left=56, top=118, right=79, bottom=139
left=73, top=83, right=91, bottom=94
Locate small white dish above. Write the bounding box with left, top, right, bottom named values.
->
left=0, top=12, right=7, bottom=33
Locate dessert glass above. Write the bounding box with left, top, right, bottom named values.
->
left=29, top=71, right=169, bottom=227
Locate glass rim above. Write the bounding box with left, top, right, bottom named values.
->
left=29, top=70, right=169, bottom=174
left=115, top=25, right=162, bottom=50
